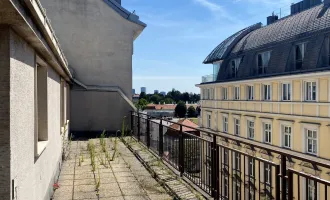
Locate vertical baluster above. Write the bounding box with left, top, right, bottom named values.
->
left=158, top=120, right=163, bottom=157
left=288, top=170, right=293, bottom=200
left=281, top=155, right=287, bottom=200
left=275, top=165, right=280, bottom=200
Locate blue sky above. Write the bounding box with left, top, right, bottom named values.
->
left=123, top=0, right=298, bottom=94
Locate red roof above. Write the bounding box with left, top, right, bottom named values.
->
left=169, top=119, right=199, bottom=132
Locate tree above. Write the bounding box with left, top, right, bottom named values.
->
left=182, top=92, right=190, bottom=103
left=187, top=106, right=196, bottom=118
left=175, top=101, right=187, bottom=118
left=139, top=92, right=147, bottom=100
left=164, top=98, right=174, bottom=104
left=150, top=94, right=161, bottom=104
left=135, top=98, right=148, bottom=110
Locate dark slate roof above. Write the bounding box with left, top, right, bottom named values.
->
left=103, top=0, right=146, bottom=27
left=203, top=23, right=262, bottom=64
left=232, top=4, right=329, bottom=53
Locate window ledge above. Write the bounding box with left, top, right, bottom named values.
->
left=36, top=141, right=49, bottom=157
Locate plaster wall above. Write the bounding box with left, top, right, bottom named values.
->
left=8, top=29, right=69, bottom=200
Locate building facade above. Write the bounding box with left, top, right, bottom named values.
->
left=39, top=0, right=146, bottom=133
left=198, top=1, right=330, bottom=199
left=0, top=0, right=71, bottom=199
left=141, top=87, right=147, bottom=93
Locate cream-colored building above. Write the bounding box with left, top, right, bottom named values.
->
left=197, top=1, right=330, bottom=199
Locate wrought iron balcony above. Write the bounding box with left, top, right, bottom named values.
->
left=130, top=111, right=330, bottom=200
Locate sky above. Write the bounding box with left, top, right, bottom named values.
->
left=122, top=0, right=299, bottom=94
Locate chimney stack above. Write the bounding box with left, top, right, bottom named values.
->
left=267, top=14, right=278, bottom=25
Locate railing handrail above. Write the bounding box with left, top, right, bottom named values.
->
left=132, top=111, right=330, bottom=169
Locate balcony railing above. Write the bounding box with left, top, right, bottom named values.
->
left=202, top=74, right=215, bottom=83
left=130, top=111, right=330, bottom=200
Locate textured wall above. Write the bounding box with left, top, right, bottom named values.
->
left=9, top=29, right=66, bottom=200
left=39, top=0, right=142, bottom=97
left=71, top=90, right=131, bottom=132
left=0, top=26, right=11, bottom=200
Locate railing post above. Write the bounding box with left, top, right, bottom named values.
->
left=281, top=155, right=287, bottom=200
left=130, top=111, right=134, bottom=136
left=287, top=169, right=293, bottom=200
left=212, top=135, right=219, bottom=199
left=147, top=117, right=150, bottom=148
left=158, top=120, right=163, bottom=157
left=275, top=165, right=281, bottom=200
left=179, top=125, right=184, bottom=176
left=137, top=112, right=140, bottom=141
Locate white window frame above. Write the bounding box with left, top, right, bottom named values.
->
left=305, top=128, right=318, bottom=155
left=262, top=84, right=272, bottom=101
left=294, top=42, right=307, bottom=69
left=231, top=58, right=241, bottom=78
left=304, top=80, right=317, bottom=101
left=247, top=119, right=255, bottom=139
left=234, top=117, right=240, bottom=136
left=281, top=82, right=292, bottom=101
left=263, top=122, right=272, bottom=144
left=222, top=87, right=228, bottom=100
left=223, top=115, right=228, bottom=133
left=246, top=85, right=254, bottom=100
left=206, top=113, right=211, bottom=129
left=234, top=86, right=240, bottom=100
left=257, top=51, right=271, bottom=74
left=281, top=123, right=293, bottom=149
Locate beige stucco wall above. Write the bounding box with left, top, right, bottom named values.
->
left=0, top=27, right=70, bottom=200
left=71, top=90, right=131, bottom=132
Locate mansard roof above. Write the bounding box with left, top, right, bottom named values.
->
left=202, top=3, right=330, bottom=84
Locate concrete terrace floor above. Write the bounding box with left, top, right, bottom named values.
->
left=52, top=138, right=173, bottom=200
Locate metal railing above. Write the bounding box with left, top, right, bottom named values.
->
left=130, top=111, right=330, bottom=200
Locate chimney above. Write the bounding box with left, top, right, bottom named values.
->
left=267, top=14, right=278, bottom=25
left=114, top=0, right=121, bottom=5
left=291, top=0, right=321, bottom=15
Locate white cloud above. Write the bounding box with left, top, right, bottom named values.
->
left=193, top=0, right=223, bottom=12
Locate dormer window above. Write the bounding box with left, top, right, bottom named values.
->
left=294, top=43, right=306, bottom=70
left=231, top=58, right=241, bottom=78
left=257, top=51, right=271, bottom=74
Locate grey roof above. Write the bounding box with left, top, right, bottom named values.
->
left=103, top=0, right=146, bottom=27
left=232, top=4, right=328, bottom=53
left=203, top=23, right=262, bottom=64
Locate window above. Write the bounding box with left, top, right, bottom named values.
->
left=248, top=157, right=255, bottom=178
left=234, top=118, right=240, bottom=136
left=222, top=87, right=228, bottom=100
left=306, top=129, right=317, bottom=155
left=282, top=83, right=291, bottom=101
left=263, top=123, right=272, bottom=144
left=257, top=51, right=271, bottom=74
left=295, top=43, right=306, bottom=70
left=223, top=176, right=229, bottom=198
left=231, top=58, right=241, bottom=78
left=223, top=116, right=228, bottom=133
left=307, top=179, right=316, bottom=200
left=247, top=120, right=255, bottom=139
left=282, top=125, right=292, bottom=149
left=35, top=65, right=48, bottom=156
left=234, top=86, right=240, bottom=100
left=247, top=85, right=254, bottom=100
left=304, top=81, right=317, bottom=101
left=262, top=84, right=271, bottom=101
left=233, top=152, right=241, bottom=171
left=207, top=113, right=211, bottom=128
left=264, top=163, right=271, bottom=185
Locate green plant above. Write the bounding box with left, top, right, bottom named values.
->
left=95, top=166, right=101, bottom=190
left=88, top=140, right=96, bottom=171
left=100, top=130, right=107, bottom=152
left=81, top=154, right=84, bottom=162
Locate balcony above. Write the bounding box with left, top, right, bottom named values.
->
left=129, top=111, right=330, bottom=200
left=201, top=74, right=215, bottom=83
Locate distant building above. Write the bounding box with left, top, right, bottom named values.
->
left=132, top=89, right=136, bottom=95
left=141, top=87, right=146, bottom=93
left=132, top=94, right=140, bottom=103
left=144, top=103, right=198, bottom=118
left=160, top=91, right=166, bottom=96
left=154, top=90, right=159, bottom=94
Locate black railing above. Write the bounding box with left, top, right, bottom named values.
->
left=130, top=111, right=330, bottom=199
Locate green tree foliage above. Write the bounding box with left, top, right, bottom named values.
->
left=135, top=98, right=148, bottom=110
left=187, top=106, right=196, bottom=118
left=164, top=98, right=174, bottom=104
left=139, top=92, right=147, bottom=100
left=150, top=94, right=161, bottom=104
left=175, top=101, right=187, bottom=118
